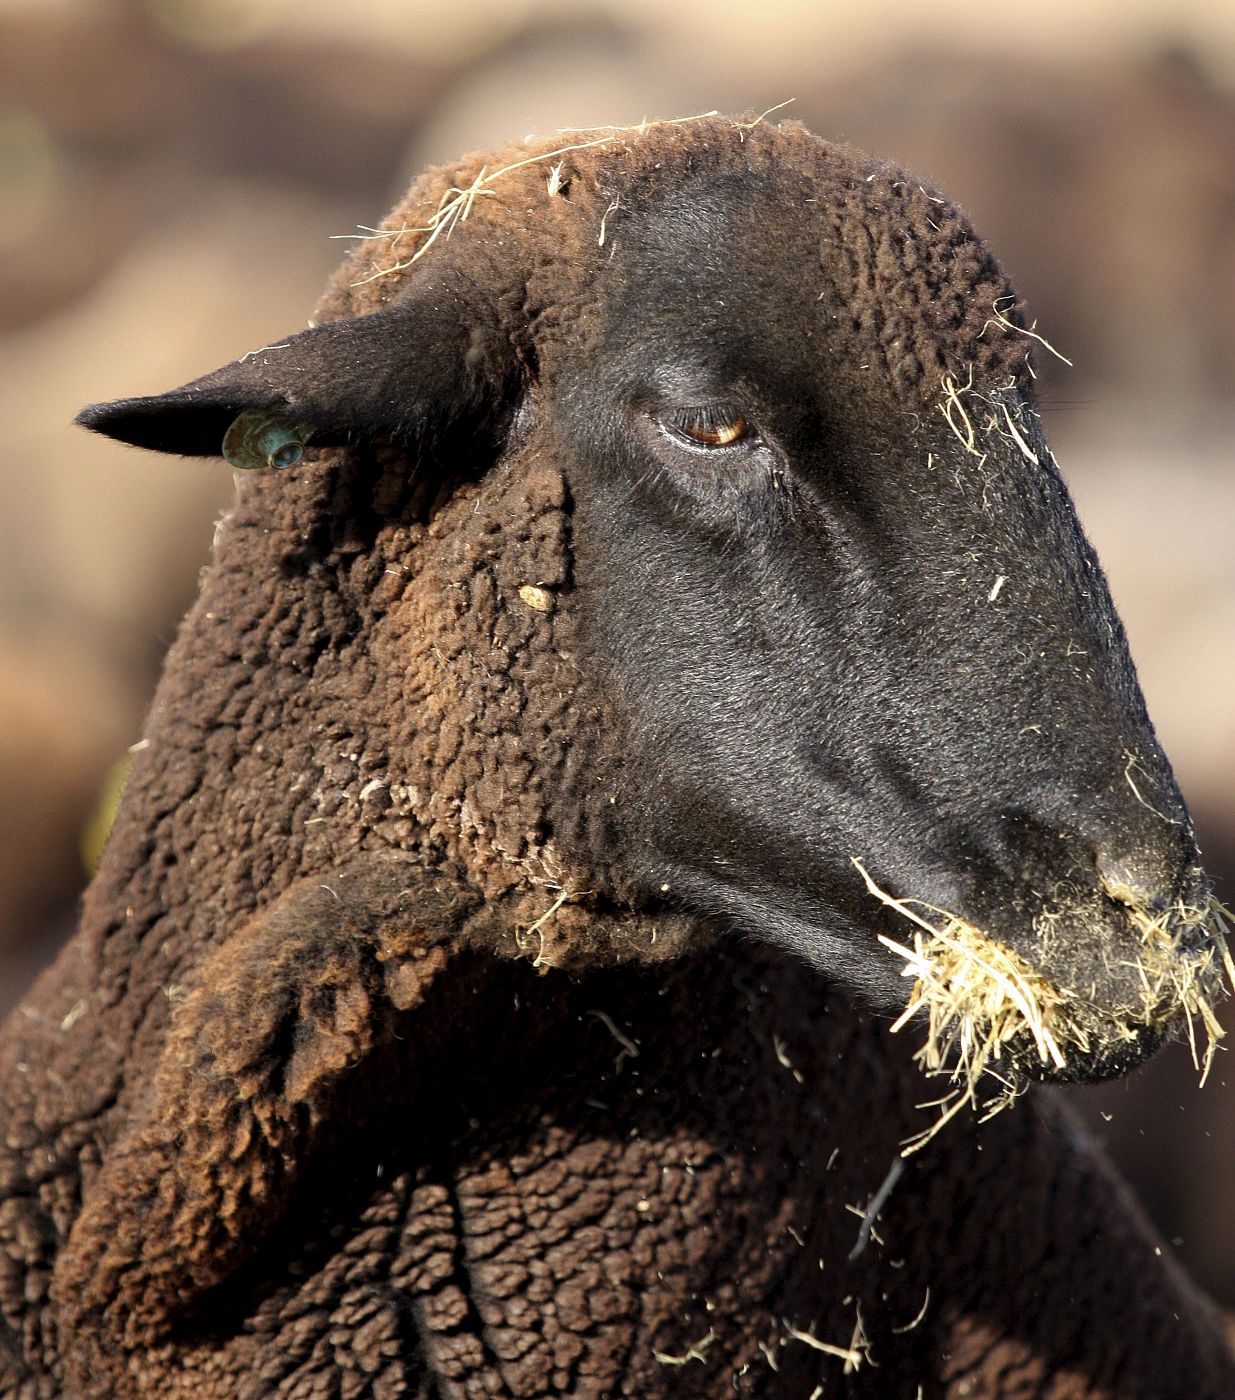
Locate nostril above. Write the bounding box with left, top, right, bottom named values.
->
left=1094, top=848, right=1218, bottom=974
left=1095, top=844, right=1205, bottom=917
left=1092, top=862, right=1159, bottom=918
left=1095, top=851, right=1165, bottom=915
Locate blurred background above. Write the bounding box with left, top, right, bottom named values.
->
left=2, top=0, right=1233, bottom=1302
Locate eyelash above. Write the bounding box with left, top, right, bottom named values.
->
left=665, top=405, right=751, bottom=449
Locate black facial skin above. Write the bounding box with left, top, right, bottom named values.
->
left=552, top=177, right=1203, bottom=1079
left=78, top=166, right=1211, bottom=1086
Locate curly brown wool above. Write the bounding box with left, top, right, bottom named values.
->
left=1, top=116, right=1232, bottom=1399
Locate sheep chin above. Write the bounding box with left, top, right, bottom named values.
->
left=1025, top=1020, right=1168, bottom=1086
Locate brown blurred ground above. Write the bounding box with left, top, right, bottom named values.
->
left=2, top=0, right=1233, bottom=1305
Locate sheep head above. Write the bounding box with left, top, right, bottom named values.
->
left=79, top=116, right=1227, bottom=1103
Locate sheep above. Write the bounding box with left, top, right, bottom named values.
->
left=1, top=113, right=1232, bottom=1398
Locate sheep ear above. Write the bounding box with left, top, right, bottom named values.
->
left=75, top=286, right=502, bottom=469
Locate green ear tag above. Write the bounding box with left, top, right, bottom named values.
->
left=222, top=411, right=310, bottom=470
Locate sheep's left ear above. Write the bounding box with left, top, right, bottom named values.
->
left=76, top=277, right=509, bottom=470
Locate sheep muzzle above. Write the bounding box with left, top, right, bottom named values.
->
left=859, top=858, right=1232, bottom=1148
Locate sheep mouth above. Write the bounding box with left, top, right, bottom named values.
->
left=854, top=859, right=1234, bottom=1154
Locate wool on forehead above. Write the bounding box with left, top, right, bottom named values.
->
left=320, top=114, right=1032, bottom=405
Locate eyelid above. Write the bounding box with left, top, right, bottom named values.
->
left=664, top=405, right=751, bottom=449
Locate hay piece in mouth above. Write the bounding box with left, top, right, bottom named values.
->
left=852, top=859, right=1233, bottom=1155
left=1110, top=891, right=1235, bottom=1087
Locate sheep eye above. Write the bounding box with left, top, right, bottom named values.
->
left=667, top=406, right=750, bottom=449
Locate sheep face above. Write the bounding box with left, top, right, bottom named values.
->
left=547, top=165, right=1222, bottom=1087
left=78, top=118, right=1226, bottom=1092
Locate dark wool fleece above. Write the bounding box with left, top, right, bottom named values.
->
left=1, top=117, right=1232, bottom=1398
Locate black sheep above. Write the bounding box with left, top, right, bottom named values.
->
left=1, top=114, right=1230, bottom=1398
